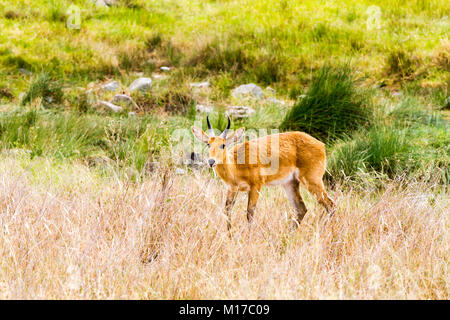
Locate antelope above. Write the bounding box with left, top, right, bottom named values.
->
left=191, top=116, right=335, bottom=231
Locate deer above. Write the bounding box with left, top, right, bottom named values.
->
left=191, top=115, right=335, bottom=231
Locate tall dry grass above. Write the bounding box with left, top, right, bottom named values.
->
left=0, top=155, right=448, bottom=299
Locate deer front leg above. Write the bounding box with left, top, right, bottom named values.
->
left=225, top=189, right=238, bottom=232
left=247, top=185, right=261, bottom=223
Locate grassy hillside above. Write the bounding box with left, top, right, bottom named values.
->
left=0, top=0, right=448, bottom=299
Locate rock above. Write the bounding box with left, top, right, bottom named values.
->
left=195, top=104, right=213, bottom=113
left=128, top=112, right=136, bottom=116
left=97, top=100, right=123, bottom=112
left=267, top=98, right=285, bottom=105
left=298, top=94, right=307, bottom=99
left=129, top=77, right=152, bottom=92
left=190, top=81, right=210, bottom=88
left=160, top=66, right=171, bottom=72
left=175, top=168, right=186, bottom=175
left=102, top=81, right=119, bottom=92
left=111, top=94, right=134, bottom=105
left=231, top=83, right=264, bottom=100
left=227, top=105, right=255, bottom=119
left=93, top=0, right=115, bottom=7
left=392, top=91, right=401, bottom=97
left=265, top=86, right=276, bottom=93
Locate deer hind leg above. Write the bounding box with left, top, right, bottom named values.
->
left=247, top=185, right=261, bottom=223
left=283, top=178, right=308, bottom=226
left=225, top=189, right=238, bottom=232
left=304, top=177, right=335, bottom=216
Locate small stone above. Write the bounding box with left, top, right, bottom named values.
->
left=298, top=94, right=307, bottom=99
left=265, top=86, right=276, bottom=93
left=160, top=66, right=171, bottom=71
left=129, top=78, right=152, bottom=92
left=231, top=83, right=264, bottom=100
left=111, top=94, right=133, bottom=104
left=190, top=81, right=210, bottom=88
left=97, top=100, right=123, bottom=112
left=93, top=0, right=114, bottom=7
left=227, top=105, right=255, bottom=119
left=392, top=91, right=401, bottom=97
left=102, top=81, right=120, bottom=92
left=128, top=112, right=136, bottom=116
left=195, top=104, right=213, bottom=113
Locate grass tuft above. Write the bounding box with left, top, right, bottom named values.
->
left=21, top=72, right=64, bottom=107
left=280, top=65, right=372, bottom=141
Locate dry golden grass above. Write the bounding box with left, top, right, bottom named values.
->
left=0, top=155, right=448, bottom=299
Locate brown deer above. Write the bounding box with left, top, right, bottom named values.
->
left=191, top=116, right=335, bottom=230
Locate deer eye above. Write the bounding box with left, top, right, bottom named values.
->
left=220, top=144, right=226, bottom=149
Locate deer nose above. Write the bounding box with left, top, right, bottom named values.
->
left=208, top=159, right=216, bottom=167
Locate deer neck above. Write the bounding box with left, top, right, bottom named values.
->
left=214, top=151, right=236, bottom=184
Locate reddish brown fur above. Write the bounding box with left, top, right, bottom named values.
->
left=191, top=126, right=335, bottom=231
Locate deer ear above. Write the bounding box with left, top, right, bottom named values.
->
left=226, top=127, right=245, bottom=145
left=191, top=126, right=210, bottom=144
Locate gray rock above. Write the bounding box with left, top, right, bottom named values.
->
left=129, top=77, right=152, bottom=92
left=195, top=104, right=213, bottom=113
left=227, top=105, right=255, bottom=119
left=128, top=112, right=136, bottom=116
left=160, top=66, right=171, bottom=71
left=265, top=86, right=276, bottom=93
left=231, top=83, right=264, bottom=100
left=93, top=0, right=115, bottom=7
left=102, top=81, right=120, bottom=92
left=97, top=100, right=123, bottom=112
left=190, top=81, right=210, bottom=88
left=111, top=94, right=134, bottom=105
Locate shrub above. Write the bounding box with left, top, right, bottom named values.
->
left=385, top=48, right=417, bottom=78
left=280, top=65, right=372, bottom=141
left=21, top=72, right=64, bottom=107
left=327, top=125, right=414, bottom=182
left=327, top=121, right=448, bottom=185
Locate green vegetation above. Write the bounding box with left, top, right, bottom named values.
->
left=0, top=0, right=448, bottom=188
left=0, top=0, right=448, bottom=300
left=280, top=65, right=372, bottom=141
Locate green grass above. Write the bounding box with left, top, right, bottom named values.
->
left=280, top=65, right=373, bottom=141
left=0, top=0, right=448, bottom=189
left=327, top=98, right=449, bottom=185
left=0, top=0, right=448, bottom=96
